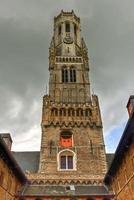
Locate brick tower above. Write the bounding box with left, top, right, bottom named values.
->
left=38, top=10, right=107, bottom=184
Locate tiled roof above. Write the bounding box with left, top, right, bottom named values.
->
left=106, top=153, right=114, bottom=168
left=19, top=184, right=113, bottom=197
left=13, top=151, right=40, bottom=173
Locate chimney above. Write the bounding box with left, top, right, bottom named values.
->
left=0, top=133, right=12, bottom=150
left=126, top=95, right=134, bottom=117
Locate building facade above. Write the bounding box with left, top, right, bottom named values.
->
left=0, top=134, right=27, bottom=200
left=105, top=96, right=134, bottom=200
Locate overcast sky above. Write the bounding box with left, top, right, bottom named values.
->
left=0, top=0, right=134, bottom=152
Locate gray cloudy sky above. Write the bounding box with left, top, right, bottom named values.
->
left=0, top=0, right=134, bottom=152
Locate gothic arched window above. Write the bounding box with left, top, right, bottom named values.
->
left=62, top=66, right=68, bottom=83
left=58, top=149, right=76, bottom=170
left=70, top=67, right=76, bottom=82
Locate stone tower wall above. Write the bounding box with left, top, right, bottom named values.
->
left=38, top=11, right=107, bottom=184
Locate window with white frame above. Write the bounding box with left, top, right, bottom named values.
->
left=60, top=155, right=73, bottom=169
left=58, top=150, right=76, bottom=171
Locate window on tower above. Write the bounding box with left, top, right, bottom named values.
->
left=70, top=67, right=76, bottom=82
left=60, top=131, right=72, bottom=147
left=65, top=22, right=70, bottom=32
left=62, top=67, right=68, bottom=83
left=51, top=108, right=58, bottom=116
left=58, top=149, right=76, bottom=170
left=74, top=24, right=77, bottom=35
left=58, top=25, right=61, bottom=35
left=85, top=109, right=92, bottom=117
left=60, top=155, right=73, bottom=169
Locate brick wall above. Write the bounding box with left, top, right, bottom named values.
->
left=0, top=157, right=22, bottom=200
left=111, top=142, right=134, bottom=200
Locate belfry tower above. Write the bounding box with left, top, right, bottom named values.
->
left=38, top=10, right=107, bottom=184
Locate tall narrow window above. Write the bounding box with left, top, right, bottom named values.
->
left=55, top=109, right=58, bottom=116
left=74, top=24, right=77, bottom=35
left=70, top=68, right=76, bottom=82
left=68, top=156, right=73, bottom=169
left=85, top=109, right=92, bottom=117
left=61, top=156, right=66, bottom=169
left=66, top=22, right=70, bottom=32
left=62, top=67, right=68, bottom=83
left=58, top=25, right=61, bottom=35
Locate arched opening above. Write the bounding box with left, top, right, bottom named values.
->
left=65, top=22, right=70, bottom=32
left=58, top=149, right=76, bottom=170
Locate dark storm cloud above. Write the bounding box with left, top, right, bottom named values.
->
left=0, top=0, right=134, bottom=151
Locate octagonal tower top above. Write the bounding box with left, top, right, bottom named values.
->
left=54, top=10, right=80, bottom=23
left=53, top=10, right=82, bottom=49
